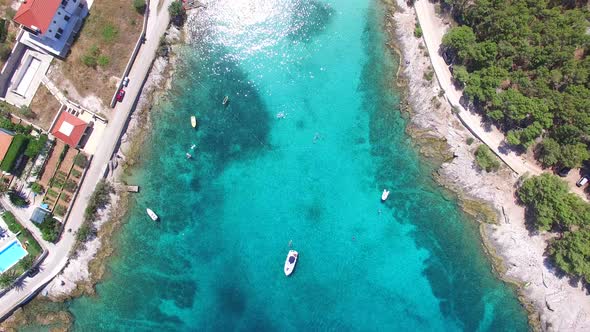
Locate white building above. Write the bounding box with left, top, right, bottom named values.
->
left=13, top=0, right=89, bottom=58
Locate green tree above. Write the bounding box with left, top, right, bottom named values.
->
left=30, top=182, right=43, bottom=195
left=536, top=138, right=561, bottom=167
left=452, top=65, right=469, bottom=85
left=518, top=174, right=590, bottom=231
left=168, top=1, right=186, bottom=26
left=133, top=0, right=146, bottom=13
left=550, top=229, right=590, bottom=281
left=560, top=143, right=590, bottom=169
left=442, top=26, right=476, bottom=62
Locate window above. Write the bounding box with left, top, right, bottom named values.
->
left=64, top=15, right=70, bottom=22
left=55, top=33, right=62, bottom=40
left=57, top=28, right=64, bottom=34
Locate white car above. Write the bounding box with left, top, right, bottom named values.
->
left=576, top=176, right=588, bottom=187
left=122, top=76, right=130, bottom=87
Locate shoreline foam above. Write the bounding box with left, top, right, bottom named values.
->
left=387, top=0, right=590, bottom=330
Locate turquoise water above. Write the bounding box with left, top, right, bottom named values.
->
left=0, top=240, right=27, bottom=272
left=66, top=0, right=528, bottom=330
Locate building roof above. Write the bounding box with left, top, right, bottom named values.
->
left=0, top=128, right=14, bottom=163
left=30, top=207, right=49, bottom=224
left=51, top=112, right=87, bottom=148
left=14, top=0, right=61, bottom=34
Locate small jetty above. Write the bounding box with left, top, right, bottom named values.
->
left=126, top=185, right=139, bottom=193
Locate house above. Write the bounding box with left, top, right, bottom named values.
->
left=13, top=0, right=89, bottom=58
left=50, top=112, right=88, bottom=148
left=0, top=128, right=15, bottom=163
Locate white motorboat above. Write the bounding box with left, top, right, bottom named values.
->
left=284, top=250, right=298, bottom=276
left=146, top=208, right=159, bottom=221
left=191, top=115, right=197, bottom=128
left=186, top=153, right=192, bottom=159
left=276, top=112, right=286, bottom=119
left=381, top=189, right=390, bottom=201
left=222, top=96, right=229, bottom=105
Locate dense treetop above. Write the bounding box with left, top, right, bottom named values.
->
left=440, top=0, right=590, bottom=167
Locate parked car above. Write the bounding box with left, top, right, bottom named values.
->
left=122, top=76, right=130, bottom=87
left=116, top=89, right=126, bottom=102
left=576, top=176, right=589, bottom=187
left=557, top=167, right=571, bottom=177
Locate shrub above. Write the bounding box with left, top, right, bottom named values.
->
left=474, top=145, right=500, bottom=172
left=74, top=154, right=88, bottom=168
left=54, top=204, right=66, bottom=217
left=84, top=180, right=113, bottom=221
left=2, top=212, right=23, bottom=233
left=0, top=270, right=17, bottom=288
left=46, top=189, right=57, bottom=198
left=169, top=0, right=186, bottom=26
left=64, top=179, right=77, bottom=193
left=466, top=137, right=474, bottom=145
left=5, top=8, right=15, bottom=20
left=8, top=191, right=28, bottom=207
left=18, top=254, right=34, bottom=271
left=24, top=134, right=48, bottom=158
left=30, top=182, right=43, bottom=194
left=71, top=169, right=82, bottom=178
left=36, top=214, right=60, bottom=242
left=0, top=135, right=29, bottom=172
left=133, top=0, right=147, bottom=13
left=101, top=24, right=119, bottom=42
left=414, top=24, right=423, bottom=38
left=550, top=229, right=590, bottom=281
left=97, top=55, right=110, bottom=67
left=423, top=70, right=434, bottom=82
left=81, top=45, right=100, bottom=68
left=76, top=222, right=94, bottom=243
left=59, top=145, right=69, bottom=162
left=0, top=44, right=11, bottom=61
left=17, top=105, right=34, bottom=119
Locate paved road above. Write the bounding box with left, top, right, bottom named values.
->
left=413, top=0, right=589, bottom=199
left=0, top=0, right=172, bottom=320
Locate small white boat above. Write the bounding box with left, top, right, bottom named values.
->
left=190, top=144, right=196, bottom=150
left=284, top=250, right=298, bottom=276
left=276, top=112, right=286, bottom=119
left=191, top=115, right=197, bottom=128
left=146, top=208, right=158, bottom=221
left=186, top=153, right=192, bottom=159
left=222, top=96, right=229, bottom=105
left=381, top=189, right=390, bottom=201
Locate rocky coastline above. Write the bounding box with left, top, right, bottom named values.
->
left=387, top=0, right=590, bottom=330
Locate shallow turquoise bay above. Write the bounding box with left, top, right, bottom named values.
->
left=65, top=0, right=528, bottom=330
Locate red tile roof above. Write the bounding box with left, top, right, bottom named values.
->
left=14, top=0, right=61, bottom=34
left=0, top=129, right=14, bottom=163
left=51, top=112, right=87, bottom=148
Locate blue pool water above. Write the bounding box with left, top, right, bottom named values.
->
left=0, top=240, right=27, bottom=272
left=61, top=0, right=529, bottom=331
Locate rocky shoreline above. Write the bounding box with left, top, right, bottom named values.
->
left=0, top=26, right=183, bottom=331
left=387, top=0, right=590, bottom=330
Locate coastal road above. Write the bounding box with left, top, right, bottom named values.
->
left=0, top=0, right=173, bottom=320
left=413, top=0, right=589, bottom=199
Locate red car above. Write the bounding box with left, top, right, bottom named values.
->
left=116, top=89, right=125, bottom=102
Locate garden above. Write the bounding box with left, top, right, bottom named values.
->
left=0, top=211, right=43, bottom=288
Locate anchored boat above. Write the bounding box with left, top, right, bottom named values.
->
left=222, top=96, right=229, bottom=105
left=284, top=250, right=298, bottom=276
left=381, top=189, right=390, bottom=201
left=191, top=115, right=197, bottom=128
left=146, top=208, right=159, bottom=221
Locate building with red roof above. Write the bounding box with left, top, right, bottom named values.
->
left=13, top=0, right=61, bottom=34
left=14, top=0, right=89, bottom=58
left=51, top=112, right=88, bottom=148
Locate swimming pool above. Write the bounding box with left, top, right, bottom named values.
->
left=0, top=240, right=27, bottom=272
